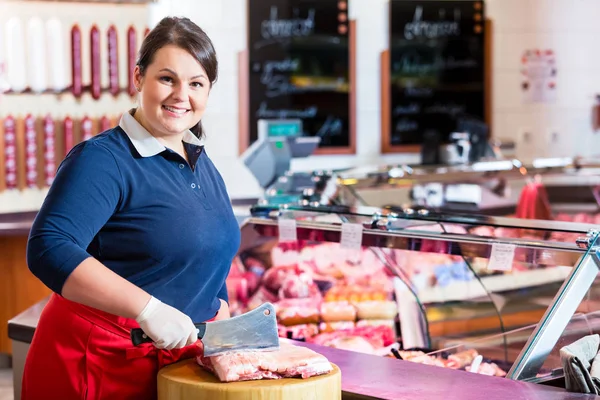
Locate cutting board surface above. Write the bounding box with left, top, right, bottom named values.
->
left=158, top=358, right=341, bottom=400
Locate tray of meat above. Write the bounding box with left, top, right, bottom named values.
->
left=196, top=342, right=333, bottom=382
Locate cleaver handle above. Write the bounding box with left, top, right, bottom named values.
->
left=130, top=323, right=207, bottom=346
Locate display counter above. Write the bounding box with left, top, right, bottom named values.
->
left=224, top=204, right=600, bottom=394
left=8, top=300, right=595, bottom=400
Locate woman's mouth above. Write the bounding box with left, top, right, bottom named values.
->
left=162, top=105, right=190, bottom=117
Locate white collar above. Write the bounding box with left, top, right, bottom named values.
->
left=119, top=109, right=203, bottom=157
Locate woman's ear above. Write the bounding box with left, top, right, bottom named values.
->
left=133, top=65, right=143, bottom=91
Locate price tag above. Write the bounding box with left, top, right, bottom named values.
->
left=487, top=243, right=516, bottom=272
left=341, top=223, right=363, bottom=249
left=278, top=218, right=297, bottom=242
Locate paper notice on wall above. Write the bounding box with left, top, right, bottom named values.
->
left=521, top=49, right=556, bottom=103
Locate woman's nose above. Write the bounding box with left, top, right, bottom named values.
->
left=171, top=83, right=189, bottom=100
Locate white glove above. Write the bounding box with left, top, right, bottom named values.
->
left=135, top=296, right=198, bottom=350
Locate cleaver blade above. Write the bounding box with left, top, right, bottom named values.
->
left=130, top=302, right=280, bottom=357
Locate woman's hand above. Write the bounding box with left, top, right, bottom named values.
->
left=214, top=299, right=230, bottom=320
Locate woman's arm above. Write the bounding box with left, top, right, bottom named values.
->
left=61, top=257, right=151, bottom=319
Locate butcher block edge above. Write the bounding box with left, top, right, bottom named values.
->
left=157, top=360, right=341, bottom=400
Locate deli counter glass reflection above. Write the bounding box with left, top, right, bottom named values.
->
left=225, top=204, right=600, bottom=387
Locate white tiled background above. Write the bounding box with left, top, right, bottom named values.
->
left=1, top=0, right=600, bottom=209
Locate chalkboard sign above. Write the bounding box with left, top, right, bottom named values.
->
left=247, top=0, right=353, bottom=152
left=388, top=0, right=486, bottom=147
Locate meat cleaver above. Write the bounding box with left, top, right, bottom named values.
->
left=130, top=302, right=280, bottom=357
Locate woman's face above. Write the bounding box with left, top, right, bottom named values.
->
left=133, top=45, right=210, bottom=139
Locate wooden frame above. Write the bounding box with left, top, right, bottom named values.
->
left=238, top=6, right=356, bottom=156
left=381, top=5, right=494, bottom=154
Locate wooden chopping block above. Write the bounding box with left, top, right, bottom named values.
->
left=158, top=359, right=341, bottom=400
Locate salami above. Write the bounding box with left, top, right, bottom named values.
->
left=81, top=116, right=93, bottom=141
left=4, top=116, right=17, bottom=189
left=99, top=115, right=111, bottom=133
left=46, top=19, right=67, bottom=92
left=24, top=114, right=37, bottom=188
left=127, top=26, right=137, bottom=97
left=26, top=17, right=46, bottom=93
left=90, top=25, right=101, bottom=100
left=71, top=25, right=83, bottom=98
left=64, top=116, right=74, bottom=155
left=107, top=25, right=119, bottom=96
left=43, top=114, right=56, bottom=186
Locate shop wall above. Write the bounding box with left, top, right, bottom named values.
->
left=1, top=0, right=599, bottom=211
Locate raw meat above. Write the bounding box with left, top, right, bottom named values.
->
left=196, top=343, right=333, bottom=382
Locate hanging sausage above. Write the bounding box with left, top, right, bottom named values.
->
left=71, top=24, right=83, bottom=98
left=127, top=25, right=137, bottom=97
left=4, top=116, right=17, bottom=190
left=24, top=114, right=37, bottom=188
left=27, top=17, right=46, bottom=93
left=43, top=114, right=56, bottom=186
left=100, top=115, right=111, bottom=133
left=81, top=116, right=93, bottom=141
left=64, top=116, right=74, bottom=155
left=107, top=25, right=119, bottom=97
left=5, top=18, right=27, bottom=93
left=46, top=18, right=67, bottom=93
left=90, top=25, right=101, bottom=100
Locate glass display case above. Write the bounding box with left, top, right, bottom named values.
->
left=226, top=203, right=600, bottom=387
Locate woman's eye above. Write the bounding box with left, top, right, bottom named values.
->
left=191, top=82, right=204, bottom=88
left=160, top=76, right=173, bottom=83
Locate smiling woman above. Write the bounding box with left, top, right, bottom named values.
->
left=21, top=17, right=240, bottom=400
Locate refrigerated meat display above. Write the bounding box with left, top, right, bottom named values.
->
left=224, top=203, right=600, bottom=389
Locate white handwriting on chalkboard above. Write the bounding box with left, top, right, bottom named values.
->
left=261, top=6, right=315, bottom=40
left=316, top=116, right=343, bottom=137
left=395, top=54, right=478, bottom=75
left=404, top=6, right=461, bottom=40
left=261, top=58, right=303, bottom=98
left=404, top=87, right=433, bottom=97
left=425, top=103, right=465, bottom=116
left=393, top=103, right=421, bottom=116
left=256, top=102, right=318, bottom=119
left=395, top=118, right=419, bottom=133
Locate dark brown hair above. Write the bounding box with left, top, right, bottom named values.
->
left=136, top=17, right=218, bottom=139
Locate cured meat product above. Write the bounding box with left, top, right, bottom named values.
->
left=81, top=116, right=93, bottom=141
left=43, top=115, right=55, bottom=186
left=107, top=25, right=119, bottom=96
left=354, top=300, right=397, bottom=320
left=24, top=114, right=37, bottom=188
left=4, top=116, right=17, bottom=189
left=319, top=321, right=355, bottom=333
left=63, top=117, right=74, bottom=155
left=71, top=25, right=82, bottom=98
left=46, top=19, right=67, bottom=92
left=196, top=343, right=332, bottom=382
left=26, top=17, right=46, bottom=93
left=278, top=323, right=319, bottom=340
left=99, top=116, right=111, bottom=133
left=90, top=25, right=101, bottom=100
left=320, top=301, right=356, bottom=322
left=127, top=26, right=137, bottom=97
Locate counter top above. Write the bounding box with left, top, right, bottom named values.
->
left=288, top=339, right=596, bottom=400
left=0, top=211, right=37, bottom=236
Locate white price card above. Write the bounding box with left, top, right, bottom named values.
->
left=278, top=218, right=297, bottom=242
left=341, top=223, right=363, bottom=249
left=487, top=243, right=516, bottom=272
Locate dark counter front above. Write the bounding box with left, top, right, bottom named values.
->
left=0, top=211, right=51, bottom=355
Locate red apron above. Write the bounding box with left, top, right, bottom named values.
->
left=22, top=293, right=211, bottom=400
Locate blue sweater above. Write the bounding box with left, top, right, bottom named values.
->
left=27, top=111, right=241, bottom=322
